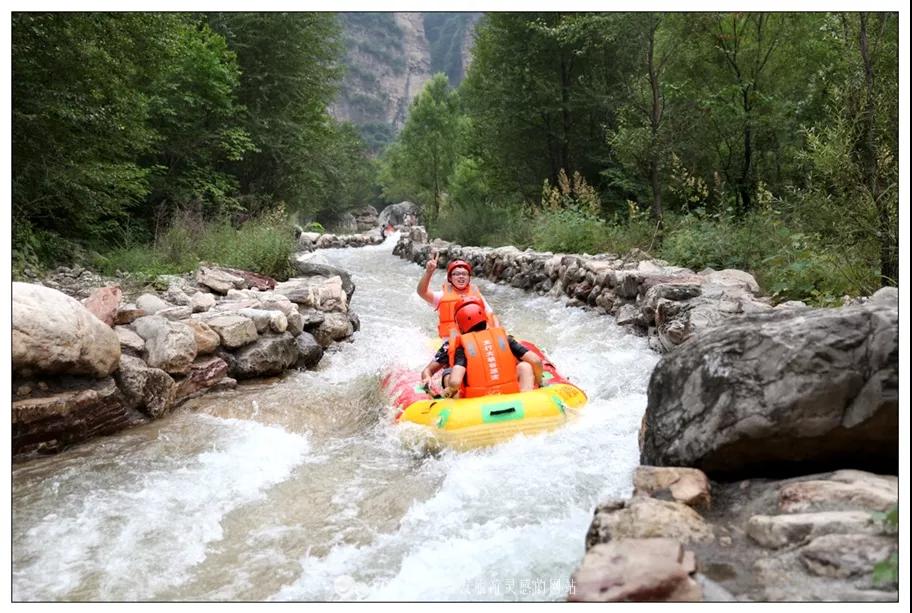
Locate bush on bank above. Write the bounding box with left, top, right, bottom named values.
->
left=93, top=208, right=297, bottom=281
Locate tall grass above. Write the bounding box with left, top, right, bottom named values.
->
left=94, top=208, right=296, bottom=280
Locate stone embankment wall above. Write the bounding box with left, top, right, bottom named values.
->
left=12, top=254, right=360, bottom=458
left=393, top=226, right=797, bottom=353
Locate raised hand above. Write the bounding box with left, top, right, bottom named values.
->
left=425, top=249, right=439, bottom=273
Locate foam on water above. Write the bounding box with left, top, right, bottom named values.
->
left=12, top=415, right=311, bottom=601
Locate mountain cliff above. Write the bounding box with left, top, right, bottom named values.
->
left=331, top=12, right=480, bottom=152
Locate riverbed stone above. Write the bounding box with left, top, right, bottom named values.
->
left=115, top=325, right=146, bottom=355
left=83, top=285, right=122, bottom=327
left=747, top=511, right=881, bottom=549
left=173, top=356, right=229, bottom=403
left=12, top=377, right=141, bottom=456
left=13, top=282, right=121, bottom=378
left=114, top=303, right=146, bottom=325
left=184, top=319, right=220, bottom=355
left=132, top=316, right=197, bottom=375
left=295, top=331, right=324, bottom=368
left=114, top=355, right=176, bottom=418
left=777, top=471, right=897, bottom=513
left=570, top=538, right=702, bottom=602
left=237, top=308, right=288, bottom=334
left=586, top=496, right=714, bottom=548
left=800, top=534, right=897, bottom=579
left=136, top=293, right=171, bottom=315
left=196, top=266, right=246, bottom=294
left=312, top=311, right=354, bottom=347
left=155, top=305, right=193, bottom=321
left=222, top=332, right=298, bottom=379
left=633, top=466, right=711, bottom=511
left=163, top=284, right=192, bottom=306
left=190, top=291, right=217, bottom=313
left=204, top=314, right=259, bottom=349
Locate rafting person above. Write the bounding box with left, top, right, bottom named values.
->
left=416, top=250, right=498, bottom=339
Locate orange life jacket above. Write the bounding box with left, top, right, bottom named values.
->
left=447, top=327, right=520, bottom=398
left=436, top=282, right=491, bottom=338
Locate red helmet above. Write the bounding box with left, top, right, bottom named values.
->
left=455, top=299, right=486, bottom=334
left=446, top=259, right=473, bottom=281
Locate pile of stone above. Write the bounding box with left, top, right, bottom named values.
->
left=297, top=228, right=384, bottom=251
left=570, top=289, right=899, bottom=602
left=395, top=227, right=808, bottom=353
left=12, top=259, right=360, bottom=458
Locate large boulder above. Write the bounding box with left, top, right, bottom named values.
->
left=195, top=266, right=246, bottom=294
left=204, top=314, right=259, bottom=349
left=221, top=333, right=298, bottom=379
left=295, top=331, right=324, bottom=368
left=132, top=316, right=198, bottom=375
left=274, top=276, right=348, bottom=312
left=12, top=377, right=142, bottom=456
left=640, top=302, right=898, bottom=478
left=173, top=356, right=229, bottom=403
left=378, top=201, right=420, bottom=227
left=312, top=311, right=355, bottom=347
left=13, top=282, right=121, bottom=378
left=585, top=497, right=715, bottom=549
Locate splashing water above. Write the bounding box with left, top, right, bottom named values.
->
left=12, top=233, right=659, bottom=601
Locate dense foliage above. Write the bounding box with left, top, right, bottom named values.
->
left=12, top=12, right=899, bottom=304
left=380, top=12, right=899, bottom=303
left=12, top=12, right=375, bottom=276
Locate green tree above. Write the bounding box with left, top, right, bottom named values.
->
left=208, top=12, right=343, bottom=214
left=12, top=13, right=166, bottom=263
left=378, top=73, right=459, bottom=221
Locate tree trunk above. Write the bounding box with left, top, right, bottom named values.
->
left=738, top=87, right=754, bottom=215
left=857, top=13, right=896, bottom=284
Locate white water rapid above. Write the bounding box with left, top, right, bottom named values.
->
left=12, top=234, right=660, bottom=601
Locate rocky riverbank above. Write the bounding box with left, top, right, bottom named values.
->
left=394, top=227, right=899, bottom=602
left=12, top=252, right=360, bottom=459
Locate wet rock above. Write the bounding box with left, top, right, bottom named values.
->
left=173, top=356, right=229, bottom=403
left=223, top=332, right=298, bottom=379
left=132, top=316, right=197, bottom=375
left=275, top=276, right=348, bottom=312
left=84, top=285, right=122, bottom=327
left=295, top=332, right=324, bottom=369
left=114, top=355, right=176, bottom=418
left=298, top=308, right=326, bottom=330
left=634, top=466, right=711, bottom=510
left=12, top=377, right=142, bottom=456
left=570, top=538, right=702, bottom=602
left=312, top=311, right=355, bottom=348
left=204, top=314, right=259, bottom=349
left=13, top=282, right=121, bottom=378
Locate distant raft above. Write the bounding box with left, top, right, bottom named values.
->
left=381, top=341, right=588, bottom=450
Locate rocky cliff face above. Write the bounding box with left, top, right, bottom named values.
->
left=331, top=12, right=479, bottom=152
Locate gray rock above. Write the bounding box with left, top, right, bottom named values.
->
left=115, top=325, right=146, bottom=355
left=114, top=354, right=176, bottom=418
left=132, top=316, right=197, bottom=375
left=205, top=314, right=259, bottom=349
left=800, top=534, right=897, bottom=579
left=312, top=311, right=355, bottom=347
left=136, top=293, right=171, bottom=315
left=295, top=332, right=324, bottom=368
left=190, top=292, right=216, bottom=313
left=747, top=511, right=881, bottom=549
left=223, top=333, right=298, bottom=379
left=195, top=266, right=245, bottom=294
left=640, top=303, right=898, bottom=478
left=586, top=496, right=714, bottom=548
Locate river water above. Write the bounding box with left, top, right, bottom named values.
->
left=11, top=234, right=659, bottom=602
